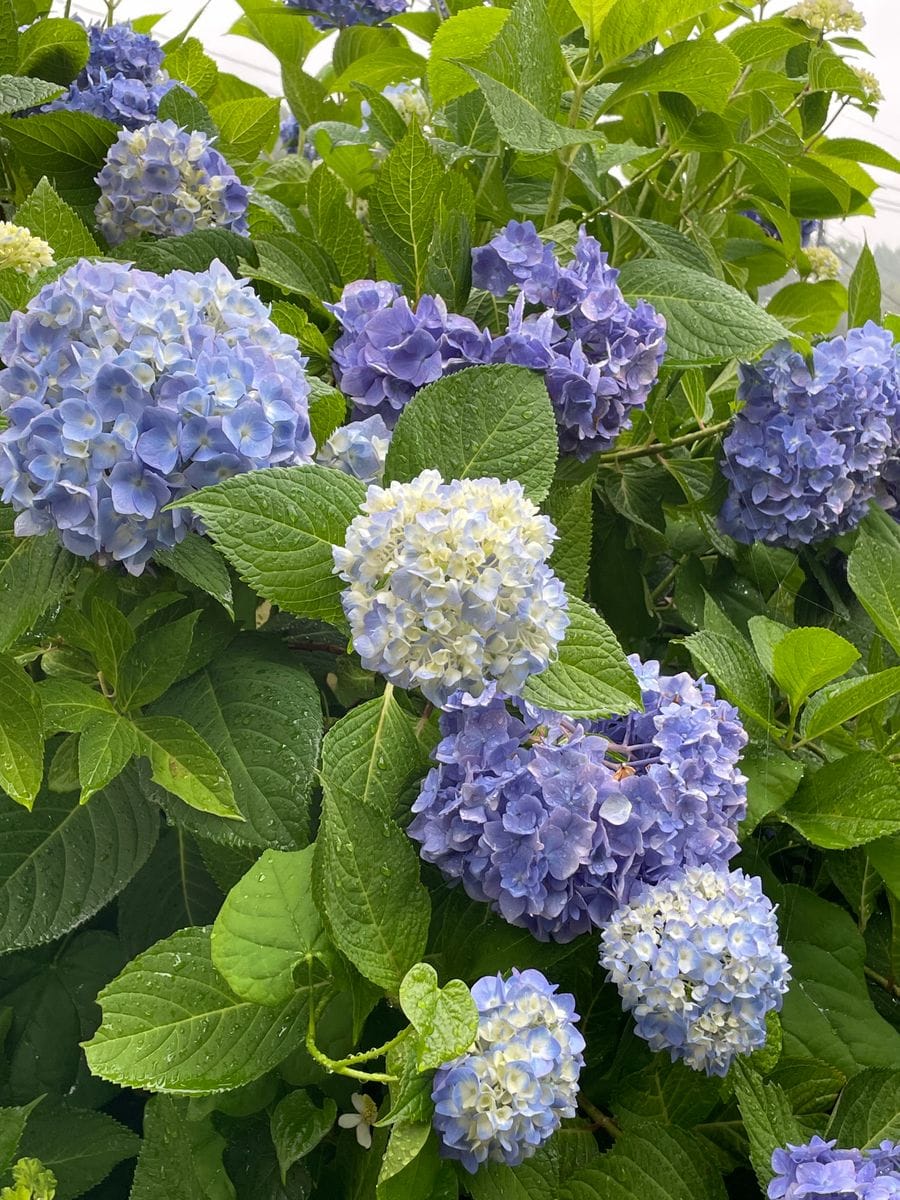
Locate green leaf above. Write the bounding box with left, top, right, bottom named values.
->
left=77, top=714, right=137, bottom=805
left=747, top=614, right=789, bottom=680
left=130, top=1095, right=235, bottom=1200
left=211, top=96, right=279, bottom=163
left=133, top=715, right=239, bottom=819
left=521, top=596, right=642, bottom=718
left=0, top=4, right=18, bottom=76
left=270, top=1090, right=337, bottom=1182
left=178, top=466, right=365, bottom=626
left=848, top=242, right=882, bottom=328
left=0, top=653, right=43, bottom=810
left=827, top=1068, right=900, bottom=1149
left=0, top=74, right=61, bottom=114
left=157, top=83, right=218, bottom=140
left=384, top=364, right=558, bottom=505
left=307, top=378, right=348, bottom=449
left=469, top=1125, right=600, bottom=1200
left=18, top=1105, right=139, bottom=1200
left=85, top=596, right=135, bottom=691
left=84, top=927, right=311, bottom=1095
left=617, top=260, right=790, bottom=367
left=848, top=529, right=900, bottom=657
left=377, top=1121, right=440, bottom=1200
left=146, top=637, right=322, bottom=848
left=731, top=1061, right=801, bottom=1193
left=423, top=187, right=473, bottom=313
left=543, top=470, right=595, bottom=597
left=587, top=0, right=724, bottom=62
left=800, top=667, right=900, bottom=742
left=767, top=280, right=847, bottom=337
left=782, top=752, right=900, bottom=849
left=368, top=124, right=445, bottom=298
left=16, top=17, right=88, bottom=85
left=14, top=176, right=100, bottom=258
left=116, top=229, right=254, bottom=276
left=0, top=1101, right=41, bottom=1176
left=427, top=7, right=508, bottom=107
left=0, top=111, right=117, bottom=206
left=115, top=612, right=199, bottom=712
left=682, top=629, right=775, bottom=731
left=165, top=36, right=218, bottom=99
left=741, top=743, right=804, bottom=832
left=612, top=213, right=716, bottom=276
left=460, top=63, right=604, bottom=154
left=320, top=689, right=428, bottom=819
left=0, top=522, right=77, bottom=653
left=37, top=679, right=115, bottom=735
left=307, top=162, right=370, bottom=284
left=559, top=1123, right=726, bottom=1200
left=154, top=535, right=234, bottom=617
left=379, top=1030, right=434, bottom=1128
left=779, top=885, right=900, bottom=1074
left=399, top=962, right=478, bottom=1071
left=770, top=626, right=860, bottom=712
left=610, top=41, right=741, bottom=113
left=313, top=787, right=430, bottom=992
left=212, top=846, right=332, bottom=1006
left=0, top=773, right=158, bottom=952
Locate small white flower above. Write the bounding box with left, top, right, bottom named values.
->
left=0, top=222, right=54, bottom=277
left=786, top=0, right=864, bottom=33
left=338, top=1092, right=378, bottom=1149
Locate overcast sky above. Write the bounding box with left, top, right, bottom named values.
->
left=63, top=0, right=900, bottom=248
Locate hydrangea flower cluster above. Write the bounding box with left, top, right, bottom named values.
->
left=0, top=1158, right=56, bottom=1200
left=410, top=656, right=747, bottom=941
left=316, top=415, right=391, bottom=485
left=474, top=222, right=668, bottom=459
left=599, top=866, right=791, bottom=1076
left=769, top=1137, right=900, bottom=1199
left=44, top=21, right=173, bottom=129
left=95, top=120, right=250, bottom=247
left=0, top=222, right=53, bottom=276
left=740, top=211, right=820, bottom=245
left=432, top=969, right=584, bottom=1173
left=786, top=0, right=865, bottom=33
left=0, top=258, right=314, bottom=573
left=719, top=325, right=900, bottom=546
left=805, top=246, right=841, bottom=281
left=328, top=281, right=490, bottom=425
left=332, top=470, right=568, bottom=706
left=284, top=0, right=407, bottom=30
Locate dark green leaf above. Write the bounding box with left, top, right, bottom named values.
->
left=848, top=530, right=900, bottom=655
left=731, top=1061, right=801, bottom=1193
left=848, top=242, right=882, bottom=328
left=307, top=162, right=369, bottom=285
left=116, top=612, right=199, bottom=712
left=270, top=1090, right=337, bottom=1182
left=154, top=535, right=234, bottom=617
left=157, top=83, right=218, bottom=139
left=827, top=1069, right=900, bottom=1149
left=0, top=111, right=117, bottom=206
left=783, top=752, right=900, bottom=849
left=130, top=1095, right=235, bottom=1200
left=18, top=1105, right=139, bottom=1200
left=559, top=1123, right=726, bottom=1200
left=0, top=653, right=43, bottom=810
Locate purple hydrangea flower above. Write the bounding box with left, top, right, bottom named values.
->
left=741, top=211, right=821, bottom=247
left=600, top=866, right=791, bottom=1076
left=0, top=258, right=314, bottom=573
left=769, top=1137, right=900, bottom=1199
left=409, top=655, right=748, bottom=941
left=316, top=415, right=391, bottom=485
left=720, top=325, right=900, bottom=546
left=95, top=120, right=250, bottom=247
left=284, top=0, right=407, bottom=30
left=432, top=969, right=584, bottom=1173
left=44, top=21, right=174, bottom=129
left=471, top=218, right=559, bottom=301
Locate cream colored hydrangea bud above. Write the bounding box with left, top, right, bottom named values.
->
left=786, top=0, right=865, bottom=32
left=0, top=222, right=54, bottom=277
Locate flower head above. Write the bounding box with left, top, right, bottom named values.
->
left=786, top=0, right=865, bottom=33
left=719, top=326, right=900, bottom=546
left=284, top=0, right=407, bottom=30
left=0, top=223, right=53, bottom=276
left=805, top=246, right=841, bottom=281
left=432, top=969, right=584, bottom=1173
left=316, top=415, right=391, bottom=485
left=0, top=1158, right=56, bottom=1200
left=0, top=258, right=313, bottom=573
left=410, top=656, right=747, bottom=941
left=600, top=866, right=791, bottom=1076
left=471, top=218, right=560, bottom=300
left=333, top=470, right=568, bottom=705
left=338, top=1093, right=378, bottom=1149
left=95, top=120, right=249, bottom=247
left=769, top=1136, right=900, bottom=1199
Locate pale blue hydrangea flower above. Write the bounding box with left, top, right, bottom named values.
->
left=95, top=120, right=250, bottom=247
left=0, top=258, right=313, bottom=573
left=332, top=470, right=569, bottom=705
left=410, top=656, right=747, bottom=941
left=316, top=415, right=391, bottom=485
left=284, top=0, right=407, bottom=29
left=432, top=968, right=584, bottom=1173
left=599, top=866, right=790, bottom=1076
left=769, top=1136, right=900, bottom=1199
left=720, top=325, right=900, bottom=546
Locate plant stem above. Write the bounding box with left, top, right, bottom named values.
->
left=864, top=965, right=900, bottom=999
left=650, top=559, right=683, bottom=603
left=305, top=991, right=399, bottom=1083
left=596, top=419, right=732, bottom=465
left=578, top=1092, right=621, bottom=1139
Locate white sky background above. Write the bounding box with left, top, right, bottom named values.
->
left=57, top=0, right=900, bottom=248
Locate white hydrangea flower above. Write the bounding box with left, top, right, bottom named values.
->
left=805, top=246, right=841, bottom=281
left=786, top=0, right=864, bottom=33
left=0, top=222, right=54, bottom=276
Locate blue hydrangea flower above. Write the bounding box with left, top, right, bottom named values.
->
left=477, top=225, right=668, bottom=459
left=741, top=211, right=821, bottom=247
left=769, top=1137, right=900, bottom=1199
left=284, top=0, right=407, bottom=30
left=95, top=120, right=250, bottom=247
left=410, top=655, right=747, bottom=941
left=316, top=415, right=391, bottom=485
left=328, top=282, right=491, bottom=425
left=0, top=258, right=313, bottom=573
left=44, top=21, right=173, bottom=129
left=432, top=969, right=584, bottom=1173
left=720, top=325, right=900, bottom=546
left=332, top=470, right=569, bottom=706
left=599, top=866, right=791, bottom=1076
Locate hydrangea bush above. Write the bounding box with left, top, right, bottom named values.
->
left=0, top=0, right=897, bottom=1197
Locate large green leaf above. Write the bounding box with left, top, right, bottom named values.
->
left=731, top=1061, right=801, bottom=1193
left=115, top=611, right=199, bottom=712
left=770, top=627, right=859, bottom=713
left=399, top=962, right=478, bottom=1071
left=177, top=465, right=365, bottom=627
left=130, top=1095, right=235, bottom=1200
left=0, top=73, right=61, bottom=113
left=427, top=7, right=509, bottom=107
left=16, top=17, right=87, bottom=85
left=559, top=1123, right=726, bottom=1200
left=461, top=64, right=605, bottom=154
left=782, top=752, right=900, bottom=849
left=609, top=42, right=741, bottom=114
left=76, top=713, right=137, bottom=805
left=468, top=1125, right=599, bottom=1200
left=0, top=653, right=44, bottom=810
left=210, top=96, right=279, bottom=163
left=521, top=596, right=642, bottom=718
left=384, top=364, right=558, bottom=505
left=133, top=716, right=238, bottom=820
left=799, top=668, right=900, bottom=742
left=84, top=927, right=312, bottom=1095
left=13, top=175, right=99, bottom=260
left=0, top=773, right=158, bottom=952
left=848, top=530, right=900, bottom=657
left=307, top=162, right=370, bottom=284
left=153, top=534, right=234, bottom=617
left=827, top=1069, right=900, bottom=1149
left=683, top=629, right=776, bottom=731
left=0, top=519, right=77, bottom=653
left=573, top=0, right=723, bottom=61
left=0, top=111, right=117, bottom=206
left=617, top=260, right=790, bottom=367
left=18, top=1105, right=139, bottom=1200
